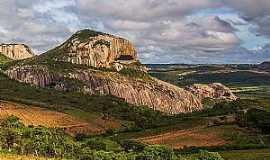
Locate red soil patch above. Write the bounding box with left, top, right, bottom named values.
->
left=137, top=127, right=227, bottom=149
left=0, top=101, right=121, bottom=135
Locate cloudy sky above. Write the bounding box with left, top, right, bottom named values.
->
left=1, top=0, right=270, bottom=64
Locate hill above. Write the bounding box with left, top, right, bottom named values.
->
left=1, top=29, right=202, bottom=114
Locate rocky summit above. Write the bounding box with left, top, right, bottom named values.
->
left=44, top=29, right=141, bottom=71
left=3, top=29, right=203, bottom=114
left=185, top=83, right=237, bottom=101
left=0, top=44, right=34, bottom=60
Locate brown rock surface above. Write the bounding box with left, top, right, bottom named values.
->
left=0, top=44, right=34, bottom=60
left=185, top=83, right=237, bottom=101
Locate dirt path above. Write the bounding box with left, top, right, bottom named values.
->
left=0, top=101, right=120, bottom=135
left=137, top=127, right=227, bottom=149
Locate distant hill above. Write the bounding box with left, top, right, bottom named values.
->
left=258, top=61, right=270, bottom=70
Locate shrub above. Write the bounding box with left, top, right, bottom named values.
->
left=120, top=140, right=146, bottom=152
left=137, top=145, right=174, bottom=160
left=198, top=150, right=224, bottom=160
left=82, top=138, right=123, bottom=152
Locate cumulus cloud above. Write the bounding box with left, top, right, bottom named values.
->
left=223, top=0, right=270, bottom=37
left=77, top=0, right=220, bottom=21
left=0, top=0, right=269, bottom=63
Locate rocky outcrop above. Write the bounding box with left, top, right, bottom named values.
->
left=185, top=83, right=237, bottom=101
left=56, top=29, right=138, bottom=69
left=0, top=44, right=34, bottom=60
left=5, top=65, right=203, bottom=114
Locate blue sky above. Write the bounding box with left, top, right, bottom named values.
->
left=1, top=0, right=270, bottom=64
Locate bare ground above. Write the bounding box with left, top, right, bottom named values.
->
left=0, top=101, right=121, bottom=135
left=136, top=127, right=227, bottom=149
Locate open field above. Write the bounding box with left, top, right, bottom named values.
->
left=0, top=101, right=121, bottom=135
left=136, top=126, right=227, bottom=149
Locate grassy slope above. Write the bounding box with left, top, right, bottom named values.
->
left=0, top=53, right=11, bottom=64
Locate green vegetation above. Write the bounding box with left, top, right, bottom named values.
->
left=0, top=116, right=225, bottom=160
left=0, top=53, right=12, bottom=65
left=177, top=71, right=270, bottom=87
left=0, top=72, right=194, bottom=131
left=220, top=149, right=270, bottom=160
left=0, top=63, right=270, bottom=159
left=119, top=68, right=152, bottom=81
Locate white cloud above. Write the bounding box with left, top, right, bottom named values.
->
left=0, top=0, right=270, bottom=63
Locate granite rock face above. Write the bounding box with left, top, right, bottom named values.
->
left=0, top=44, right=34, bottom=60
left=185, top=83, right=237, bottom=101
left=56, top=30, right=138, bottom=69
left=5, top=65, right=203, bottom=114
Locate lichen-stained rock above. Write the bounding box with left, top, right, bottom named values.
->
left=185, top=83, right=237, bottom=101
left=5, top=65, right=203, bottom=114
left=0, top=44, right=34, bottom=60
left=56, top=30, right=138, bottom=68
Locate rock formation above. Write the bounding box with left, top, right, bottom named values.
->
left=55, top=29, right=138, bottom=69
left=3, top=29, right=203, bottom=114
left=0, top=44, right=34, bottom=60
left=5, top=65, right=202, bottom=114
left=185, top=83, right=237, bottom=101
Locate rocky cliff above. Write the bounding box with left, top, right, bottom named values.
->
left=3, top=29, right=203, bottom=114
left=50, top=29, right=138, bottom=69
left=0, top=44, right=34, bottom=60
left=185, top=83, right=237, bottom=101
left=5, top=65, right=202, bottom=114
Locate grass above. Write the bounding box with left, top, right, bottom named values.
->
left=0, top=53, right=12, bottom=65
left=220, top=149, right=270, bottom=160
left=0, top=153, right=55, bottom=160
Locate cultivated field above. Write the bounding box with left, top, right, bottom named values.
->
left=137, top=127, right=227, bottom=149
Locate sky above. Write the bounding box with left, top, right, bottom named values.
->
left=1, top=0, right=270, bottom=64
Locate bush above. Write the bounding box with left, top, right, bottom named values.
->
left=120, top=140, right=146, bottom=152
left=82, top=138, right=123, bottom=152
left=137, top=145, right=174, bottom=160
left=198, top=150, right=224, bottom=160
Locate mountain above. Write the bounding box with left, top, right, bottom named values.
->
left=0, top=44, right=34, bottom=60
left=2, top=29, right=202, bottom=114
